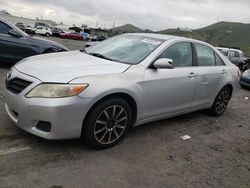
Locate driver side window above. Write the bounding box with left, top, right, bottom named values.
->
left=0, top=21, right=11, bottom=35
left=158, top=42, right=193, bottom=67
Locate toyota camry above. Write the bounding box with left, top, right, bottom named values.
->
left=4, top=33, right=240, bottom=149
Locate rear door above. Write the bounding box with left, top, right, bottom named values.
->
left=191, top=43, right=227, bottom=108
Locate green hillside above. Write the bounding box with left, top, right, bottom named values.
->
left=195, top=22, right=250, bottom=55
left=112, top=24, right=144, bottom=33
left=159, top=22, right=250, bottom=56
left=109, top=21, right=250, bottom=56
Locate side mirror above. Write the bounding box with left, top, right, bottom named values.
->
left=8, top=29, right=22, bottom=38
left=153, top=58, right=174, bottom=69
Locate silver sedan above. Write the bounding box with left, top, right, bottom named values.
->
left=4, top=33, right=240, bottom=149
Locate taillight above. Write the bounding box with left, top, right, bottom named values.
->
left=237, top=69, right=241, bottom=78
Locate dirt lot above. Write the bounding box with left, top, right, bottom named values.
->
left=0, top=37, right=249, bottom=188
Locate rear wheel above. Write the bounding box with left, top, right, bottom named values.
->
left=82, top=97, right=132, bottom=149
left=208, top=87, right=231, bottom=116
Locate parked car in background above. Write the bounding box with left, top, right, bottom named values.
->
left=35, top=22, right=50, bottom=28
left=97, top=36, right=107, bottom=41
left=0, top=19, right=68, bottom=63
left=59, top=32, right=83, bottom=40
left=84, top=41, right=99, bottom=48
left=4, top=34, right=239, bottom=149
left=35, top=26, right=52, bottom=36
left=15, top=22, right=25, bottom=31
left=24, top=25, right=36, bottom=35
left=88, top=35, right=98, bottom=41
left=216, top=47, right=249, bottom=71
left=15, top=23, right=36, bottom=35
left=240, top=69, right=250, bottom=89
left=52, top=28, right=64, bottom=37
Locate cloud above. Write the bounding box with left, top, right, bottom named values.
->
left=0, top=0, right=250, bottom=30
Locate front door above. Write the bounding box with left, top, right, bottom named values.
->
left=141, top=42, right=197, bottom=120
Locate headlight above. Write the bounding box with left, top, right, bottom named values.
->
left=243, top=70, right=250, bottom=76
left=26, top=83, right=88, bottom=98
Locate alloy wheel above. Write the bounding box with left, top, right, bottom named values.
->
left=94, top=105, right=128, bottom=145
left=215, top=90, right=230, bottom=114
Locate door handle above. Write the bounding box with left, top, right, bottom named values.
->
left=188, top=72, right=197, bottom=78
left=222, top=69, right=227, bottom=75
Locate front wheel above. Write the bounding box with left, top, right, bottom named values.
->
left=82, top=98, right=132, bottom=149
left=45, top=33, right=50, bottom=37
left=208, top=87, right=231, bottom=116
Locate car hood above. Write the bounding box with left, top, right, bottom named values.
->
left=15, top=51, right=131, bottom=83
left=28, top=36, right=68, bottom=50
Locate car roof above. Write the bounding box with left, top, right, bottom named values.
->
left=216, top=47, right=243, bottom=53
left=123, top=33, right=212, bottom=46
left=124, top=33, right=181, bottom=41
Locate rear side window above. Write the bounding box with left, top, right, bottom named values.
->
left=195, top=44, right=216, bottom=66
left=0, top=21, right=11, bottom=35
left=215, top=53, right=225, bottom=66
left=229, top=51, right=240, bottom=58
left=158, top=42, right=193, bottom=67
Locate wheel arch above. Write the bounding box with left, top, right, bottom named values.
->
left=223, top=83, right=233, bottom=95
left=81, top=92, right=138, bottom=135
left=209, top=83, right=234, bottom=108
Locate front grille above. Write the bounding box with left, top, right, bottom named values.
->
left=5, top=78, right=32, bottom=94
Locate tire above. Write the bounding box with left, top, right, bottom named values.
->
left=82, top=97, right=132, bottom=149
left=207, top=87, right=231, bottom=116
left=45, top=33, right=50, bottom=37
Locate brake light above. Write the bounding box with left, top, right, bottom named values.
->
left=237, top=69, right=241, bottom=78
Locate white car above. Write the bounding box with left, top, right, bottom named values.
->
left=35, top=26, right=52, bottom=37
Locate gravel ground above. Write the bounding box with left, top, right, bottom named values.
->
left=0, top=37, right=249, bottom=188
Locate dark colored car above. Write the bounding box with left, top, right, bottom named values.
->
left=240, top=70, right=250, bottom=89
left=97, top=36, right=107, bottom=41
left=0, top=19, right=68, bottom=63
left=15, top=22, right=25, bottom=31
left=59, top=32, right=83, bottom=40
left=15, top=22, right=36, bottom=35
left=52, top=28, right=64, bottom=37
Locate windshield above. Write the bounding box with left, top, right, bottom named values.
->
left=86, top=35, right=163, bottom=64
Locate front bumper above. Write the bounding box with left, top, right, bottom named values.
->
left=4, top=69, right=94, bottom=140
left=240, top=79, right=250, bottom=88
left=240, top=76, right=250, bottom=88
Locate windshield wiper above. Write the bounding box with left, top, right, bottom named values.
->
left=87, top=52, right=114, bottom=61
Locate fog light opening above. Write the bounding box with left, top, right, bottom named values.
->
left=36, top=121, right=51, bottom=132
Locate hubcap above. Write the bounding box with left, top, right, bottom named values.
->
left=215, top=90, right=230, bottom=114
left=94, top=105, right=128, bottom=145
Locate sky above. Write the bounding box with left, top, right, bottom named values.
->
left=0, top=0, right=250, bottom=31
